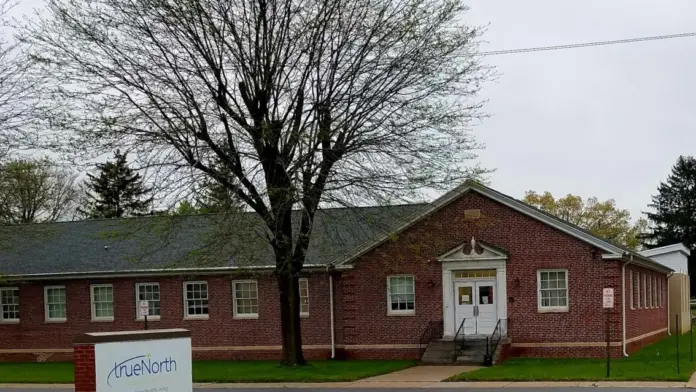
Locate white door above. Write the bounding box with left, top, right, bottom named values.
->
left=453, top=282, right=476, bottom=336
left=475, top=281, right=497, bottom=335
left=453, top=280, right=497, bottom=336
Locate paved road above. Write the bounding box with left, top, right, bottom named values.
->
left=0, top=389, right=690, bottom=392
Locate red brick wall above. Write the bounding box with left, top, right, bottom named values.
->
left=74, top=344, right=95, bottom=392
left=624, top=264, right=668, bottom=353
left=340, top=191, right=662, bottom=358
left=0, top=273, right=333, bottom=361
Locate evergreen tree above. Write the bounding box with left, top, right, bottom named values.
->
left=643, top=155, right=696, bottom=293
left=194, top=162, right=243, bottom=214
left=80, top=150, right=153, bottom=218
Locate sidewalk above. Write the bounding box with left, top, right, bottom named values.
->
left=0, top=365, right=694, bottom=389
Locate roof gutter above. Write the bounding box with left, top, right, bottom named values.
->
left=602, top=252, right=673, bottom=274
left=0, top=263, right=350, bottom=281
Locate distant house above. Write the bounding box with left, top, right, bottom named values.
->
left=0, top=181, right=677, bottom=363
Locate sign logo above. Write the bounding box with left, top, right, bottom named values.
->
left=106, top=354, right=178, bottom=387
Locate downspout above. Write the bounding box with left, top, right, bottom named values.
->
left=667, top=272, right=675, bottom=336
left=622, top=258, right=630, bottom=357
left=327, top=266, right=336, bottom=359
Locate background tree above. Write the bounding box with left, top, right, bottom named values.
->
left=523, top=191, right=647, bottom=249
left=642, top=155, right=696, bottom=293
left=0, top=158, right=79, bottom=223
left=24, top=0, right=489, bottom=364
left=79, top=150, right=153, bottom=219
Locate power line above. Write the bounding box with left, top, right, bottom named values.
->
left=480, top=32, right=696, bottom=56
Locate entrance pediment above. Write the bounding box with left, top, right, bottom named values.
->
left=437, top=237, right=508, bottom=262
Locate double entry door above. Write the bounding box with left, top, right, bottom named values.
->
left=454, top=280, right=497, bottom=337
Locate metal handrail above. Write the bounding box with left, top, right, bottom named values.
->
left=453, top=317, right=467, bottom=359
left=418, top=320, right=443, bottom=359
left=485, top=318, right=506, bottom=366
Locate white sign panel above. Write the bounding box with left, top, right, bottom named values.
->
left=139, top=301, right=149, bottom=317
left=95, top=337, right=192, bottom=392
left=603, top=288, right=614, bottom=308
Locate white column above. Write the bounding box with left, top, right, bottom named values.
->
left=442, top=269, right=453, bottom=338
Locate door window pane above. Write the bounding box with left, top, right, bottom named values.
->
left=458, top=286, right=473, bottom=305
left=478, top=285, right=494, bottom=305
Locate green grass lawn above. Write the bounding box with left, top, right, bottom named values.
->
left=451, top=332, right=696, bottom=382
left=0, top=360, right=415, bottom=384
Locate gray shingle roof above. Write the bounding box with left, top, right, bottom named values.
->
left=0, top=204, right=426, bottom=276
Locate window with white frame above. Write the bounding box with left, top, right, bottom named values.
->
left=299, top=278, right=309, bottom=316
left=653, top=276, right=657, bottom=308
left=643, top=273, right=647, bottom=308
left=91, top=284, right=114, bottom=321
left=659, top=278, right=663, bottom=307
left=537, top=270, right=568, bottom=311
left=387, top=275, right=415, bottom=314
left=184, top=281, right=209, bottom=318
left=636, top=272, right=641, bottom=308
left=44, top=286, right=66, bottom=321
left=0, top=287, right=19, bottom=322
left=232, top=280, right=258, bottom=318
left=136, top=283, right=161, bottom=319
left=647, top=274, right=652, bottom=308
left=629, top=270, right=634, bottom=310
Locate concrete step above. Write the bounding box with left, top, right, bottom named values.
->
left=456, top=355, right=484, bottom=365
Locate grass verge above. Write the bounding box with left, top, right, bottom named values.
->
left=450, top=332, right=696, bottom=381
left=0, top=360, right=416, bottom=384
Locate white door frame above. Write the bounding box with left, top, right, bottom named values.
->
left=442, top=259, right=507, bottom=339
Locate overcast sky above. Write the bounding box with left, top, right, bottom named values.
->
left=466, top=0, right=696, bottom=220
left=9, top=1, right=696, bottom=219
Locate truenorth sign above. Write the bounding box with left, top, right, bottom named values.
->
left=94, top=335, right=192, bottom=392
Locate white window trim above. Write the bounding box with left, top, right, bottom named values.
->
left=183, top=281, right=209, bottom=320
left=647, top=274, right=652, bottom=308
left=537, top=269, right=569, bottom=313
left=299, top=278, right=309, bottom=318
left=135, top=283, right=161, bottom=321
left=232, top=280, right=259, bottom=319
left=0, top=287, right=20, bottom=324
left=643, top=273, right=647, bottom=309
left=653, top=276, right=657, bottom=308
left=90, top=284, right=114, bottom=322
left=629, top=270, right=634, bottom=310
left=386, top=275, right=416, bottom=316
left=44, top=285, right=67, bottom=323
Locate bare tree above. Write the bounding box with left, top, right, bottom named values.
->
left=0, top=0, right=37, bottom=159
left=22, top=0, right=489, bottom=364
left=0, top=158, right=79, bottom=223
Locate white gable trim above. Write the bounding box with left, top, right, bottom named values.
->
left=437, top=237, right=508, bottom=262
left=331, top=181, right=625, bottom=266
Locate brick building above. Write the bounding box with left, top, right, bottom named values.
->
left=0, top=181, right=674, bottom=362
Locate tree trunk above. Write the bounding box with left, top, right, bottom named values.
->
left=278, top=272, right=306, bottom=366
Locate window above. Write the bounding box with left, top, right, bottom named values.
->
left=643, top=273, right=647, bottom=308
left=537, top=270, right=568, bottom=311
left=453, top=269, right=496, bottom=278
left=647, top=274, right=652, bottom=308
left=136, top=283, right=161, bottom=320
left=636, top=272, right=641, bottom=308
left=659, top=278, right=663, bottom=307
left=184, top=281, right=209, bottom=318
left=299, top=278, right=309, bottom=316
left=653, top=276, right=657, bottom=308
left=44, top=286, right=66, bottom=322
left=629, top=270, right=634, bottom=310
left=91, top=284, right=114, bottom=321
left=0, top=287, right=19, bottom=323
left=387, top=275, right=415, bottom=315
left=232, top=280, right=258, bottom=318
